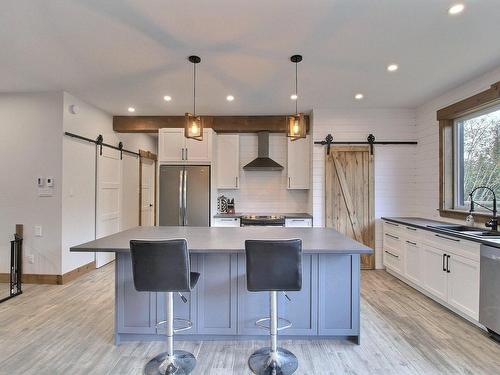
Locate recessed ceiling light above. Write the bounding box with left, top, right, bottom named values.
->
left=448, top=3, right=465, bottom=15
left=163, top=95, right=172, bottom=102
left=226, top=95, right=234, bottom=102
left=290, top=94, right=298, bottom=100
left=355, top=93, right=364, bottom=100
left=387, top=64, right=399, bottom=72
left=128, top=107, right=135, bottom=113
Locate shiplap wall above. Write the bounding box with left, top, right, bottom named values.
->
left=415, top=66, right=500, bottom=221
left=311, top=108, right=417, bottom=269
left=218, top=133, right=309, bottom=213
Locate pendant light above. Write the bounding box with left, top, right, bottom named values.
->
left=185, top=55, right=203, bottom=141
left=287, top=54, right=306, bottom=141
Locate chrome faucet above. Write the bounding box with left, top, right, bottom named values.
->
left=469, top=186, right=498, bottom=232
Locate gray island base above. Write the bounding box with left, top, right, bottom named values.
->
left=71, top=226, right=373, bottom=345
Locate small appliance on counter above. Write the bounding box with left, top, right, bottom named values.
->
left=217, top=195, right=228, bottom=214
left=227, top=199, right=235, bottom=214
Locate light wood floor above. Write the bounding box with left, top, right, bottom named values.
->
left=1, top=265, right=499, bottom=375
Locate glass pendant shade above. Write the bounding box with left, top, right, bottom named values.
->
left=184, top=112, right=203, bottom=140
left=287, top=113, right=306, bottom=141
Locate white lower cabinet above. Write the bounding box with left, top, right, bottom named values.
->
left=212, top=217, right=240, bottom=227
left=285, top=218, right=312, bottom=228
left=421, top=245, right=448, bottom=301
left=404, top=239, right=421, bottom=285
left=447, top=254, right=480, bottom=320
left=383, top=221, right=480, bottom=322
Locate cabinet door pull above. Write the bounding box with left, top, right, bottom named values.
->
left=288, top=177, right=291, bottom=188
left=446, top=255, right=451, bottom=273
left=406, top=240, right=417, bottom=246
left=385, top=233, right=399, bottom=240
left=442, top=253, right=447, bottom=271
left=185, top=148, right=188, bottom=160
left=406, top=226, right=417, bottom=231
left=385, top=250, right=399, bottom=258
left=435, top=234, right=460, bottom=242
left=235, top=176, right=238, bottom=188
left=181, top=148, right=185, bottom=160
left=385, top=222, right=399, bottom=227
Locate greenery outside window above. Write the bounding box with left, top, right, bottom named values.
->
left=454, top=105, right=500, bottom=211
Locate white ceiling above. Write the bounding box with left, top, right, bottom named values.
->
left=1, top=0, right=500, bottom=115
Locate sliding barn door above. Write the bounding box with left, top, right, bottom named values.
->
left=326, top=146, right=374, bottom=269
left=95, top=147, right=121, bottom=268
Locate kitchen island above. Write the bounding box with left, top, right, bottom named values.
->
left=71, top=226, right=372, bottom=344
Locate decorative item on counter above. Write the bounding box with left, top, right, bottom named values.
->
left=227, top=199, right=235, bottom=214
left=217, top=195, right=228, bottom=214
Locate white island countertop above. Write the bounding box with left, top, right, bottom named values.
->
left=70, top=226, right=373, bottom=254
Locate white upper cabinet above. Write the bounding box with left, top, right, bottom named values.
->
left=287, top=135, right=310, bottom=189
left=158, top=128, right=213, bottom=163
left=216, top=134, right=240, bottom=189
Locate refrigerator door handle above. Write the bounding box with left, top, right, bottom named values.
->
left=179, top=169, right=184, bottom=225
left=183, top=169, right=188, bottom=225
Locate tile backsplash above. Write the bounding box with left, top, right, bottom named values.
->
left=218, top=133, right=309, bottom=213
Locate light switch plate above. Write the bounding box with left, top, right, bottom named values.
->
left=35, top=226, right=42, bottom=237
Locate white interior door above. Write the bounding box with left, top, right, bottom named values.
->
left=96, top=147, right=121, bottom=267
left=141, top=158, right=155, bottom=226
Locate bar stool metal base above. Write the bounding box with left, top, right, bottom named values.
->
left=248, top=347, right=298, bottom=375
left=144, top=350, right=196, bottom=375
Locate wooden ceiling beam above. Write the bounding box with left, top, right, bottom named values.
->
left=113, top=115, right=310, bottom=133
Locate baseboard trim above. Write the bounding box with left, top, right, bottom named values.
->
left=0, top=261, right=96, bottom=285
left=60, top=261, right=96, bottom=284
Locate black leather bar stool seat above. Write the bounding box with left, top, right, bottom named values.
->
left=130, top=239, right=199, bottom=375
left=245, top=239, right=302, bottom=375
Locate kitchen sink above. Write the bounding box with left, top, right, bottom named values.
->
left=428, top=224, right=500, bottom=239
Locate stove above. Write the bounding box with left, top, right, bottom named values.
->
left=240, top=215, right=285, bottom=227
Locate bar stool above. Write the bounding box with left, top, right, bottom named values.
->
left=245, top=239, right=302, bottom=375
left=130, top=239, right=200, bottom=375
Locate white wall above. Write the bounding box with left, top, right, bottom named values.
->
left=218, top=133, right=309, bottom=213
left=415, top=66, right=500, bottom=221
left=0, top=92, right=63, bottom=275
left=62, top=92, right=156, bottom=274
left=311, top=108, right=417, bottom=268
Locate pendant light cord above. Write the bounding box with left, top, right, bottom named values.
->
left=295, top=61, right=298, bottom=115
left=193, top=62, right=196, bottom=116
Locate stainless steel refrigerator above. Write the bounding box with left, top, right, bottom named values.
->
left=159, top=165, right=210, bottom=226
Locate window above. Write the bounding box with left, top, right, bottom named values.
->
left=437, top=80, right=500, bottom=220
left=454, top=105, right=500, bottom=211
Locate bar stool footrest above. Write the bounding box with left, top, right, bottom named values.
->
left=156, top=318, right=193, bottom=333
left=255, top=317, right=292, bottom=331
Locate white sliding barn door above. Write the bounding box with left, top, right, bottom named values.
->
left=140, top=158, right=155, bottom=226
left=95, top=147, right=122, bottom=268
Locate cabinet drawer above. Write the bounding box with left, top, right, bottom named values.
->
left=383, top=231, right=402, bottom=249
left=422, top=231, right=480, bottom=262
left=213, top=218, right=241, bottom=227
left=383, top=245, right=403, bottom=274
left=403, top=225, right=419, bottom=238
left=285, top=218, right=312, bottom=227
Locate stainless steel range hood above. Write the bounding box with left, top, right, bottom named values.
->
left=243, top=131, right=284, bottom=171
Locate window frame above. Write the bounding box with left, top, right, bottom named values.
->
left=437, top=80, right=500, bottom=221
left=452, top=103, right=500, bottom=211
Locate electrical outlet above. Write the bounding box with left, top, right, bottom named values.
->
left=35, top=226, right=42, bottom=237
left=27, top=254, right=35, bottom=264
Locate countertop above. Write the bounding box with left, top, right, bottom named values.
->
left=213, top=212, right=313, bottom=219
left=382, top=217, right=500, bottom=249
left=70, top=226, right=372, bottom=254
